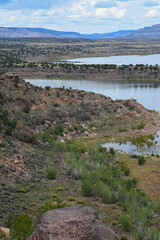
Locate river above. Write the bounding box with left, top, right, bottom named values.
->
left=25, top=79, right=160, bottom=112
left=67, top=54, right=160, bottom=65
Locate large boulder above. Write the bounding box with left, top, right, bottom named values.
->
left=28, top=206, right=119, bottom=240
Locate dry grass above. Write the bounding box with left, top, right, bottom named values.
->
left=119, top=154, right=160, bottom=200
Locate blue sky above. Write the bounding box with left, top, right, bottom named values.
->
left=0, top=0, right=160, bottom=33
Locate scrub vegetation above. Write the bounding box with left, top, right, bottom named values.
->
left=1, top=38, right=160, bottom=80
left=0, top=66, right=160, bottom=238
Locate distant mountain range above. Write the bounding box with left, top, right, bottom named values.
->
left=123, top=24, right=160, bottom=38
left=0, top=27, right=134, bottom=39
left=0, top=24, right=160, bottom=39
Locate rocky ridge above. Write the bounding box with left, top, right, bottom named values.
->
left=0, top=75, right=160, bottom=179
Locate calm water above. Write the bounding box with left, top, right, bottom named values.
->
left=102, top=131, right=160, bottom=155
left=26, top=79, right=160, bottom=112
left=67, top=54, right=160, bottom=65
left=26, top=78, right=160, bottom=155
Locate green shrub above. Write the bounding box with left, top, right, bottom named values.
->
left=67, top=197, right=76, bottom=201
left=82, top=178, right=93, bottom=197
left=101, top=187, right=111, bottom=204
left=111, top=204, right=116, bottom=209
left=0, top=229, right=7, bottom=239
left=124, top=168, right=130, bottom=176
left=22, top=105, right=30, bottom=113
left=5, top=127, right=12, bottom=136
left=138, top=156, right=146, bottom=165
left=5, top=119, right=17, bottom=129
left=46, top=149, right=55, bottom=157
left=119, top=127, right=127, bottom=132
left=9, top=213, right=33, bottom=240
left=90, top=171, right=100, bottom=184
left=147, top=226, right=160, bottom=240
left=112, top=220, right=118, bottom=226
left=131, top=154, right=138, bottom=159
left=45, top=86, right=51, bottom=90
left=39, top=131, right=55, bottom=145
left=56, top=187, right=64, bottom=192
left=38, top=198, right=67, bottom=217
left=46, top=167, right=57, bottom=179
left=148, top=134, right=155, bottom=141
left=54, top=124, right=64, bottom=136
left=131, top=125, right=136, bottom=130
left=73, top=124, right=79, bottom=130
left=120, top=214, right=133, bottom=232
left=77, top=200, right=85, bottom=205
left=38, top=201, right=55, bottom=217
left=53, top=103, right=59, bottom=107
left=82, top=171, right=104, bottom=197
left=109, top=147, right=115, bottom=156
left=68, top=126, right=74, bottom=132
left=137, top=121, right=145, bottom=129
left=125, top=178, right=137, bottom=190
left=51, top=194, right=57, bottom=199
left=120, top=235, right=128, bottom=240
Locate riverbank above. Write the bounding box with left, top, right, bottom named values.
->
left=3, top=62, right=160, bottom=82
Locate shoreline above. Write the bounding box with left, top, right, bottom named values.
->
left=24, top=76, right=160, bottom=82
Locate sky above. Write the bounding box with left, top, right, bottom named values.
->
left=0, top=0, right=160, bottom=33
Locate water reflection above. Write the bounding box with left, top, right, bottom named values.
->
left=67, top=54, right=160, bottom=66
left=102, top=131, right=160, bottom=156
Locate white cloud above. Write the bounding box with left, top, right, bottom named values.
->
left=8, top=15, right=16, bottom=21
left=145, top=9, right=159, bottom=17
left=110, top=7, right=126, bottom=19
left=47, top=9, right=55, bottom=16
left=95, top=7, right=126, bottom=19
left=95, top=8, right=109, bottom=17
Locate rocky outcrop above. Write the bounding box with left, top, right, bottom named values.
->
left=28, top=206, right=119, bottom=240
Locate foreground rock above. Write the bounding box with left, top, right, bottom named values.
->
left=0, top=227, right=10, bottom=238
left=28, top=206, right=119, bottom=240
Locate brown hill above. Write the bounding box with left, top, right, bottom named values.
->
left=0, top=75, right=159, bottom=175
left=0, top=74, right=160, bottom=225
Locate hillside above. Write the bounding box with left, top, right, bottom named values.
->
left=125, top=24, right=160, bottom=38
left=1, top=75, right=160, bottom=239
left=0, top=27, right=57, bottom=38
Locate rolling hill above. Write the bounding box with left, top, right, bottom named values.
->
left=1, top=24, right=160, bottom=39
